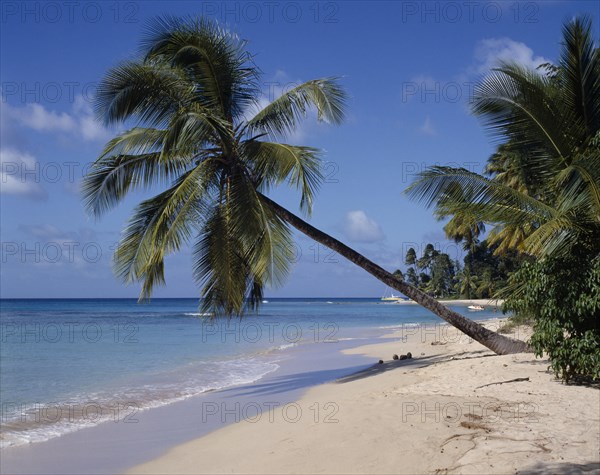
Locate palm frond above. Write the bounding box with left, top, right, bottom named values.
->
left=242, top=141, right=323, bottom=214
left=113, top=162, right=217, bottom=300
left=192, top=205, right=249, bottom=315
left=472, top=63, right=572, bottom=171
left=559, top=15, right=600, bottom=137
left=160, top=108, right=229, bottom=157
left=487, top=222, right=534, bottom=254
left=522, top=213, right=585, bottom=257
left=405, top=166, right=556, bottom=221
left=225, top=171, right=294, bottom=288
left=97, top=127, right=168, bottom=156
left=82, top=127, right=199, bottom=217
left=192, top=173, right=295, bottom=316
left=95, top=62, right=195, bottom=127
left=440, top=211, right=486, bottom=250
left=553, top=145, right=600, bottom=221
left=246, top=78, right=346, bottom=138
left=142, top=15, right=260, bottom=120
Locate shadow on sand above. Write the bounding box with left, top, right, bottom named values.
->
left=216, top=365, right=371, bottom=397
left=335, top=349, right=498, bottom=384
left=215, top=348, right=503, bottom=396
left=517, top=461, right=600, bottom=474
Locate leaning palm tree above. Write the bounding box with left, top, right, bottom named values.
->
left=83, top=16, right=529, bottom=354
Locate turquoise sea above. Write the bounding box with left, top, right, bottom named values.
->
left=0, top=298, right=501, bottom=449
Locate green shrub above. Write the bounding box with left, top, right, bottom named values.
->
left=503, top=254, right=600, bottom=383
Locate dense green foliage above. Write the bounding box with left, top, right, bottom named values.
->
left=399, top=241, right=523, bottom=300
left=462, top=241, right=524, bottom=299
left=405, top=16, right=600, bottom=381
left=400, top=245, right=456, bottom=298
left=503, top=255, right=600, bottom=382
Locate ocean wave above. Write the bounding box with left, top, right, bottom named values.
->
left=0, top=357, right=278, bottom=449
left=377, top=323, right=422, bottom=329
left=276, top=342, right=297, bottom=350
left=183, top=312, right=213, bottom=317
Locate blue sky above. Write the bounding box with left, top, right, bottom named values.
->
left=1, top=1, right=598, bottom=298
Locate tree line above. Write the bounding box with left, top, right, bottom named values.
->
left=394, top=241, right=525, bottom=300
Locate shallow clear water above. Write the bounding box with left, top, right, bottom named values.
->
left=0, top=298, right=501, bottom=447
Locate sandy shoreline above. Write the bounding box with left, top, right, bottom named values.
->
left=390, top=298, right=504, bottom=307
left=129, top=319, right=599, bottom=474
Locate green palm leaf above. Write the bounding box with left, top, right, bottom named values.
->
left=96, top=62, right=196, bottom=127
left=559, top=16, right=600, bottom=136
left=243, top=141, right=323, bottom=214
left=407, top=16, right=599, bottom=265
left=114, top=162, right=216, bottom=300
left=246, top=78, right=346, bottom=139
left=472, top=63, right=570, bottom=172
left=406, top=166, right=556, bottom=221
left=82, top=126, right=199, bottom=216
left=142, top=15, right=259, bottom=120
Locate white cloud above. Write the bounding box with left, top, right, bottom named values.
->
left=0, top=148, right=47, bottom=199
left=9, top=103, right=76, bottom=132
left=2, top=97, right=111, bottom=142
left=343, top=210, right=384, bottom=243
left=73, top=96, right=111, bottom=141
left=473, top=38, right=550, bottom=74
left=419, top=116, right=436, bottom=135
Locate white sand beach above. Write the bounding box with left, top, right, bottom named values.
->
left=129, top=319, right=600, bottom=474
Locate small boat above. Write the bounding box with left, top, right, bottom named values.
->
left=381, top=288, right=404, bottom=302
left=468, top=304, right=485, bottom=311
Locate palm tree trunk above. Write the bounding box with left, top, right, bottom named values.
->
left=261, top=194, right=532, bottom=355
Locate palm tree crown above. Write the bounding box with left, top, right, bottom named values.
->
left=406, top=16, right=600, bottom=261
left=83, top=16, right=346, bottom=315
